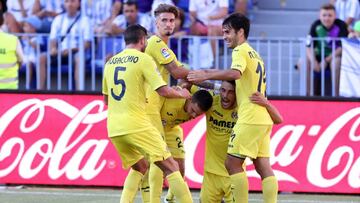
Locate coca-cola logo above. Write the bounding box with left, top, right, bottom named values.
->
left=0, top=95, right=359, bottom=193
left=0, top=98, right=109, bottom=180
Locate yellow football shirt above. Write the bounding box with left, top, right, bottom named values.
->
left=205, top=95, right=238, bottom=176
left=160, top=98, right=190, bottom=130
left=102, top=49, right=166, bottom=137
left=144, top=35, right=181, bottom=114
left=231, top=42, right=273, bottom=125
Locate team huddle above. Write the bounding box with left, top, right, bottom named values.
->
left=102, top=3, right=283, bottom=203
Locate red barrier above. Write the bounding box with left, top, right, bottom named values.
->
left=0, top=93, right=359, bottom=194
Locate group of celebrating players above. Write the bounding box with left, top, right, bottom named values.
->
left=102, top=3, right=283, bottom=203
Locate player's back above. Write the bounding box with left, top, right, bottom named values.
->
left=103, top=49, right=164, bottom=137
left=160, top=98, right=190, bottom=129
left=232, top=42, right=273, bottom=125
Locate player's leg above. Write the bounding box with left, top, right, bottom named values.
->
left=110, top=135, right=148, bottom=203
left=140, top=170, right=150, bottom=203
left=227, top=124, right=266, bottom=203
left=222, top=175, right=235, bottom=203
left=254, top=125, right=278, bottom=203
left=135, top=126, right=192, bottom=203
left=200, top=171, right=224, bottom=203
left=225, top=155, right=248, bottom=203
left=155, top=158, right=193, bottom=203
left=164, top=126, right=186, bottom=202
left=147, top=114, right=166, bottom=203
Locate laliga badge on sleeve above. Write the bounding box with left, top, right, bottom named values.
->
left=161, top=48, right=171, bottom=59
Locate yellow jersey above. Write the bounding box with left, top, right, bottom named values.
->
left=231, top=42, right=273, bottom=125
left=205, top=95, right=238, bottom=176
left=144, top=35, right=180, bottom=115
left=102, top=48, right=166, bottom=137
left=160, top=98, right=191, bottom=130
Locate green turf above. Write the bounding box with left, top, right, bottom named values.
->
left=0, top=186, right=359, bottom=203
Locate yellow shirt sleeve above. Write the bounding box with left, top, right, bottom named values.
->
left=231, top=48, right=247, bottom=74
left=146, top=36, right=175, bottom=65
left=142, top=56, right=167, bottom=91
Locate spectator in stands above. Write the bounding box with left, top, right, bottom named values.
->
left=106, top=0, right=153, bottom=36
left=306, top=3, right=348, bottom=96
left=138, top=0, right=154, bottom=14
left=170, top=8, right=189, bottom=63
left=39, top=0, right=92, bottom=90
left=0, top=11, right=24, bottom=89
left=0, top=0, right=6, bottom=12
left=189, top=0, right=228, bottom=64
left=334, top=0, right=360, bottom=29
left=349, top=20, right=360, bottom=37
left=0, top=0, right=6, bottom=30
left=22, top=16, right=46, bottom=87
left=30, top=0, right=64, bottom=33
left=4, top=0, right=36, bottom=33
left=234, top=0, right=254, bottom=16
left=82, top=0, right=122, bottom=34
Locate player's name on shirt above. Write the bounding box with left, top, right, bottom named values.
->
left=248, top=50, right=262, bottom=61
left=107, top=55, right=139, bottom=65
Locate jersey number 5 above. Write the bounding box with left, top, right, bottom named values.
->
left=256, top=62, right=266, bottom=96
left=111, top=66, right=126, bottom=101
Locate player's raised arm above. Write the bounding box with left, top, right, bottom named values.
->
left=249, top=92, right=283, bottom=124
left=187, top=69, right=241, bottom=83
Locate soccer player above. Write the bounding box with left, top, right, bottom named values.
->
left=161, top=89, right=213, bottom=203
left=102, top=24, right=193, bottom=203
left=188, top=13, right=279, bottom=203
left=200, top=81, right=283, bottom=203
left=143, top=4, right=190, bottom=203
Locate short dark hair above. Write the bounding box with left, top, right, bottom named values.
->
left=321, top=3, right=335, bottom=11
left=0, top=11, right=3, bottom=26
left=124, top=0, right=138, bottom=9
left=192, top=90, right=213, bottom=112
left=154, top=4, right=178, bottom=18
left=124, top=24, right=147, bottom=45
left=222, top=13, right=250, bottom=39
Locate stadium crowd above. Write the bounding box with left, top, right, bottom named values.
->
left=0, top=0, right=359, bottom=92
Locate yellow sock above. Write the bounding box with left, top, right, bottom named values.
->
left=165, top=187, right=175, bottom=202
left=149, top=164, right=164, bottom=203
left=230, top=172, right=249, bottom=203
left=262, top=176, right=278, bottom=203
left=140, top=170, right=150, bottom=203
left=120, top=169, right=143, bottom=203
left=166, top=171, right=192, bottom=203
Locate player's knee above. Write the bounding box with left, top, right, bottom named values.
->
left=132, top=159, right=149, bottom=175
left=225, top=155, right=245, bottom=175
left=156, top=157, right=179, bottom=176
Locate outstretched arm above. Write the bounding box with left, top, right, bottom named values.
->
left=187, top=69, right=241, bottom=83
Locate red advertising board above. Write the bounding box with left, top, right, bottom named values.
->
left=0, top=93, right=359, bottom=194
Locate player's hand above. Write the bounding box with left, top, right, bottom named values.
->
left=249, top=92, right=269, bottom=107
left=172, top=86, right=182, bottom=91
left=187, top=70, right=207, bottom=83
left=179, top=88, right=191, bottom=99
left=178, top=80, right=192, bottom=90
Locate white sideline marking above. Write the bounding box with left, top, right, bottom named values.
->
left=0, top=190, right=358, bottom=203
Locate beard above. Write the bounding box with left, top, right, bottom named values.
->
left=165, top=31, right=172, bottom=36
